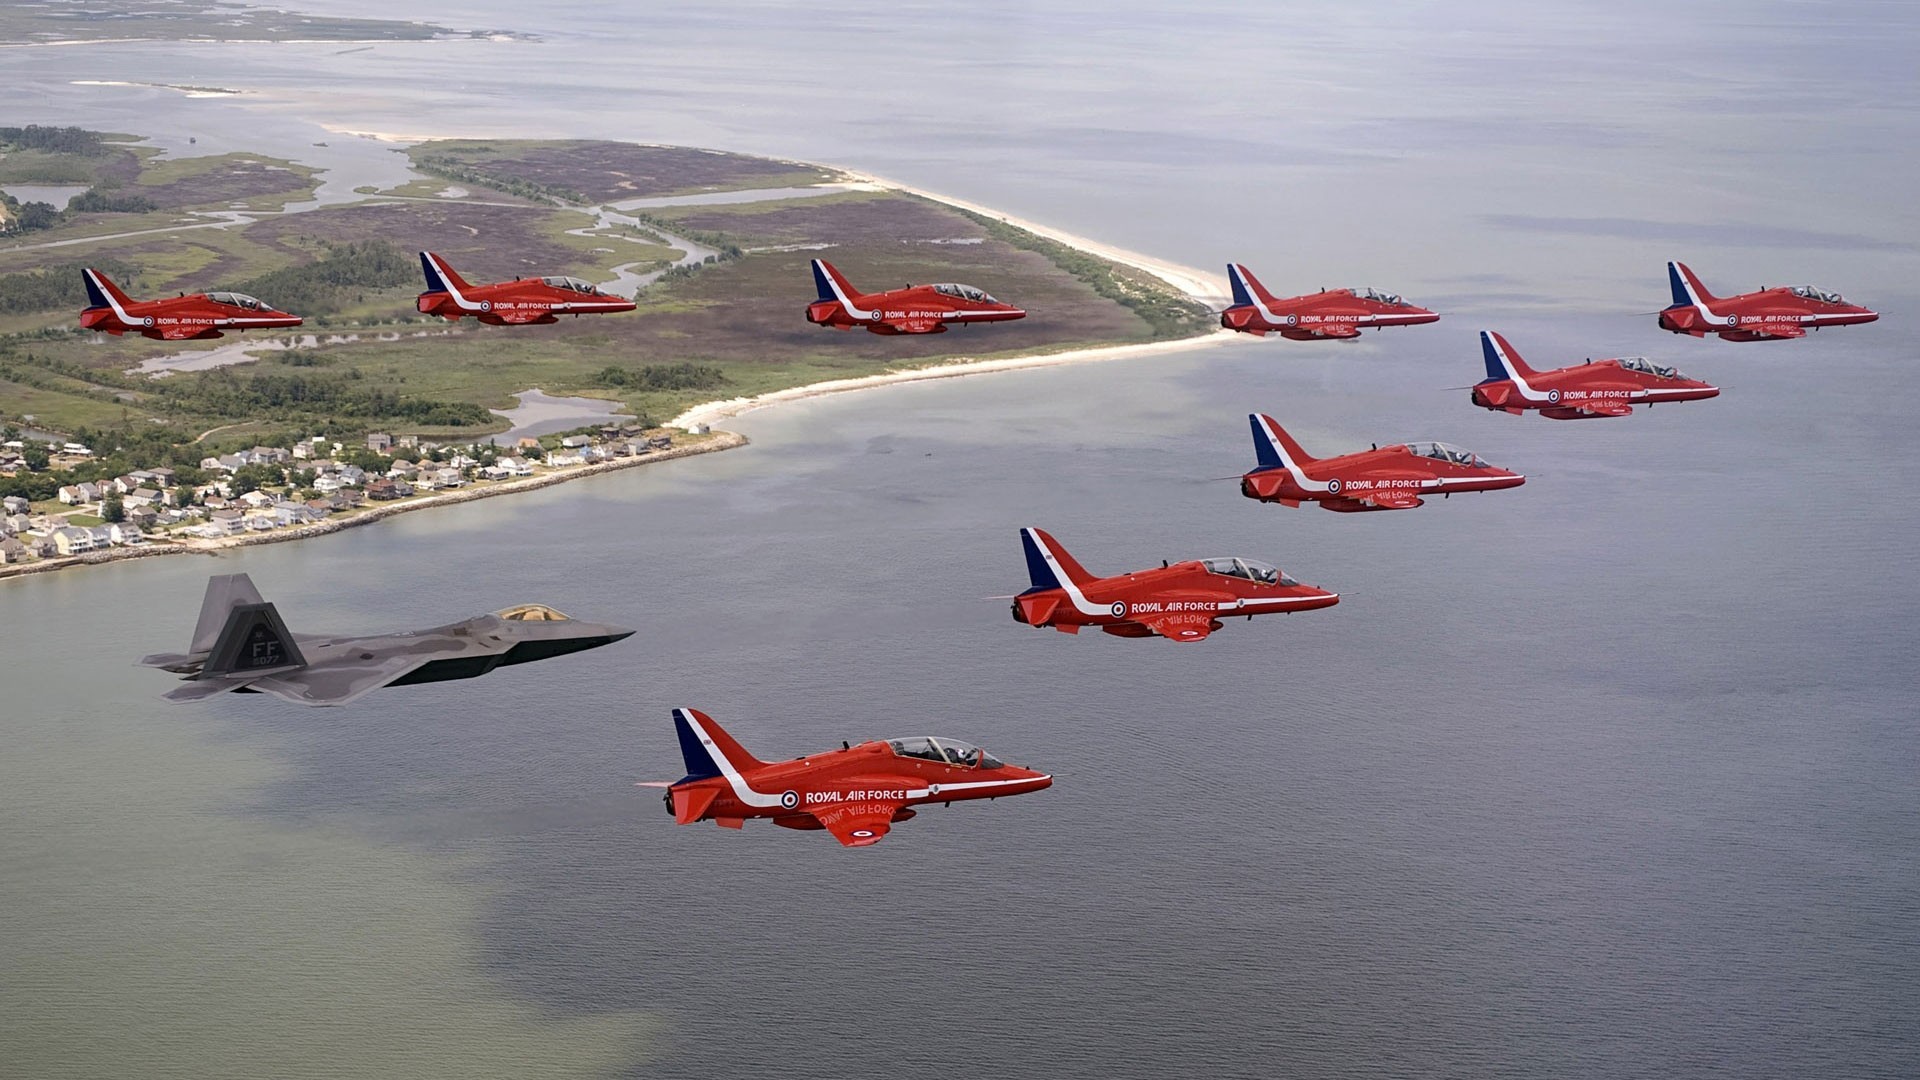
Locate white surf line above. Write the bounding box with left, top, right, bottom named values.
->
left=833, top=167, right=1229, bottom=306
left=669, top=331, right=1237, bottom=430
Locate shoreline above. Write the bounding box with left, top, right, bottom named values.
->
left=0, top=433, right=745, bottom=582
left=668, top=332, right=1236, bottom=430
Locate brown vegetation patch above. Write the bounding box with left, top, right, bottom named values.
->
left=245, top=201, right=584, bottom=279
left=418, top=141, right=832, bottom=201
left=133, top=159, right=313, bottom=210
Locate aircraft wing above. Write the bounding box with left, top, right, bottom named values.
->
left=242, top=652, right=439, bottom=706
left=1359, top=489, right=1424, bottom=510
left=160, top=326, right=220, bottom=340
left=1568, top=399, right=1634, bottom=417
left=809, top=800, right=907, bottom=847
left=883, top=318, right=946, bottom=334
left=1136, top=612, right=1216, bottom=642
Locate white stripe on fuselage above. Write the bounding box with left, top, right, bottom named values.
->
left=1025, top=529, right=1116, bottom=617
left=679, top=710, right=786, bottom=808
left=86, top=270, right=140, bottom=325
left=428, top=255, right=488, bottom=312
left=1484, top=336, right=1553, bottom=403
left=818, top=262, right=876, bottom=320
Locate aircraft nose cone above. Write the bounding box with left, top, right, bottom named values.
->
left=608, top=628, right=637, bottom=642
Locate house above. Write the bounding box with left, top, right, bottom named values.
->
left=313, top=473, right=345, bottom=494
left=3, top=513, right=30, bottom=535
left=125, top=487, right=164, bottom=509
left=647, top=435, right=673, bottom=450
left=109, top=475, right=137, bottom=495
left=127, top=507, right=159, bottom=529
left=516, top=437, right=543, bottom=452
left=498, top=456, right=534, bottom=477
left=365, top=478, right=407, bottom=501
left=149, top=466, right=177, bottom=488
left=62, top=442, right=93, bottom=456
left=304, top=498, right=334, bottom=519
left=109, top=522, right=145, bottom=545
left=4, top=495, right=30, bottom=514
left=243, top=515, right=276, bottom=532
left=57, top=482, right=100, bottom=505
left=338, top=464, right=367, bottom=486
left=367, top=432, right=393, bottom=453
left=448, top=452, right=478, bottom=470
left=275, top=504, right=316, bottom=527
left=560, top=434, right=594, bottom=449
left=434, top=467, right=465, bottom=489
left=325, top=491, right=361, bottom=511
left=51, top=526, right=96, bottom=556
left=238, top=490, right=279, bottom=510
left=0, top=536, right=27, bottom=563
left=544, top=451, right=585, bottom=467
left=396, top=434, right=419, bottom=450
left=209, top=507, right=245, bottom=534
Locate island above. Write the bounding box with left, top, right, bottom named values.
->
left=0, top=127, right=1222, bottom=578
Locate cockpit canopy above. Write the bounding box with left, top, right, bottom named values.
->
left=206, top=291, right=267, bottom=311
left=494, top=604, right=572, bottom=621
left=889, top=736, right=1004, bottom=770
left=541, top=276, right=603, bottom=294
left=1404, top=441, right=1485, bottom=467
left=931, top=283, right=996, bottom=303
left=1354, top=286, right=1407, bottom=306
left=1787, top=285, right=1843, bottom=304
left=1199, top=556, right=1296, bottom=586
left=1615, top=356, right=1683, bottom=380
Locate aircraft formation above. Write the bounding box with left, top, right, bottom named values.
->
left=115, top=223, right=1881, bottom=844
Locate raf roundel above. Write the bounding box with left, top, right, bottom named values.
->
left=143, top=316, right=155, bottom=327
left=1727, top=314, right=1739, bottom=326
left=1110, top=600, right=1127, bottom=617
left=1547, top=388, right=1562, bottom=404
left=1327, top=478, right=1342, bottom=494
left=851, top=829, right=876, bottom=839
left=780, top=789, right=799, bottom=810
left=1286, top=313, right=1299, bottom=326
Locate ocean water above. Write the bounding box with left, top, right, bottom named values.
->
left=3, top=3, right=1918, bottom=1078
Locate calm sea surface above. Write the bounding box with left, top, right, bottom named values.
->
left=2, top=4, right=1916, bottom=1078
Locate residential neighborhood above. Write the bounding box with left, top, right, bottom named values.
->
left=0, top=424, right=683, bottom=571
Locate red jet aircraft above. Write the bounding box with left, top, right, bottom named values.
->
left=652, top=708, right=1051, bottom=847
left=1241, top=414, right=1523, bottom=512
left=79, top=268, right=302, bottom=341
left=1659, top=260, right=1877, bottom=340
left=1220, top=263, right=1438, bottom=339
left=1011, top=527, right=1337, bottom=642
left=1473, top=330, right=1719, bottom=419
left=805, top=258, right=1026, bottom=334
left=416, top=251, right=635, bottom=325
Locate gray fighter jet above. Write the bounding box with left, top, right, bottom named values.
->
left=141, top=573, right=633, bottom=706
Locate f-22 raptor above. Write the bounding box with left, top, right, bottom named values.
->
left=141, top=574, right=633, bottom=706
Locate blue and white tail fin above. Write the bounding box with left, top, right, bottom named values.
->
left=1020, top=527, right=1097, bottom=593
left=1479, top=331, right=1536, bottom=383
left=81, top=268, right=137, bottom=317
left=1666, top=260, right=1717, bottom=311
left=418, top=251, right=474, bottom=296
left=811, top=259, right=865, bottom=305
left=672, top=707, right=768, bottom=784
left=1227, top=263, right=1258, bottom=308
left=1248, top=414, right=1315, bottom=470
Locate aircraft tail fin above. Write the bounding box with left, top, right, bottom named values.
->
left=1479, top=331, right=1537, bottom=383
left=81, top=267, right=137, bottom=313
left=198, top=598, right=306, bottom=679
left=1667, top=260, right=1717, bottom=308
left=419, top=251, right=474, bottom=295
left=811, top=259, right=865, bottom=305
left=1249, top=414, right=1315, bottom=470
left=672, top=707, right=769, bottom=783
left=1020, top=527, right=1097, bottom=593
left=1227, top=263, right=1274, bottom=307
left=187, top=572, right=268, bottom=655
